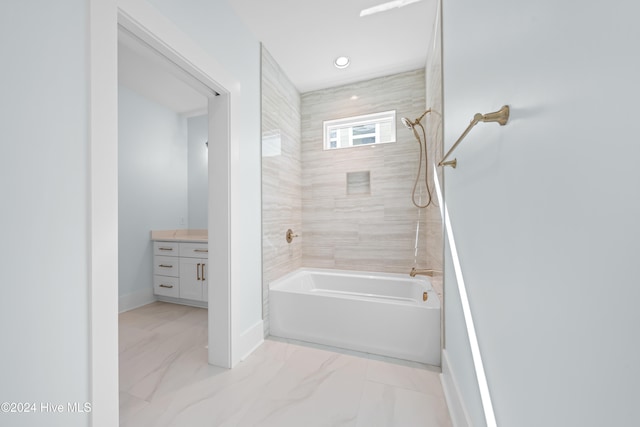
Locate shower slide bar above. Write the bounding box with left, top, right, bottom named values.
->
left=439, top=105, right=510, bottom=168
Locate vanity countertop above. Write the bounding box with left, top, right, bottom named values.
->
left=150, top=229, right=208, bottom=243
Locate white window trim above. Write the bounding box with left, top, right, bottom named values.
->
left=323, top=110, right=396, bottom=150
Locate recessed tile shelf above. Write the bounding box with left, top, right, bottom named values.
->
left=347, top=171, right=371, bottom=195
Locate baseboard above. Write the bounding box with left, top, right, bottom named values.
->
left=237, top=320, right=265, bottom=362
left=119, top=288, right=156, bottom=313
left=155, top=295, right=208, bottom=309
left=441, top=349, right=472, bottom=427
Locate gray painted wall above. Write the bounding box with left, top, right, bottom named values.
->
left=118, top=84, right=189, bottom=308
left=442, top=0, right=640, bottom=425
left=188, top=114, right=208, bottom=229
left=0, top=2, right=91, bottom=425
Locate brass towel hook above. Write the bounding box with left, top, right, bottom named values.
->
left=439, top=105, right=510, bottom=168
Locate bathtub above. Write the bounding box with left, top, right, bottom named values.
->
left=269, top=268, right=441, bottom=365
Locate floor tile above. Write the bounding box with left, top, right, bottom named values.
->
left=356, top=381, right=452, bottom=427
left=236, top=344, right=367, bottom=426
left=366, top=357, right=443, bottom=396
left=119, top=302, right=452, bottom=426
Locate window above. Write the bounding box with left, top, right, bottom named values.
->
left=323, top=110, right=396, bottom=150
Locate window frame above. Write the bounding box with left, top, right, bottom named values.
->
left=323, top=110, right=397, bottom=150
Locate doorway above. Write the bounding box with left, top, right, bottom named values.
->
left=117, top=24, right=212, bottom=409
left=115, top=16, right=232, bottom=368
left=90, top=4, right=266, bottom=423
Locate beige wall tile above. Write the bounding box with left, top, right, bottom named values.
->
left=261, top=47, right=302, bottom=335
left=301, top=70, right=442, bottom=274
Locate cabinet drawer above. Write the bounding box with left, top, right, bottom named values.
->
left=153, top=256, right=179, bottom=277
left=154, top=275, right=179, bottom=298
left=180, top=242, right=209, bottom=258
left=154, top=241, right=179, bottom=256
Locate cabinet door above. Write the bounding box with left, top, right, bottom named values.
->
left=179, top=258, right=205, bottom=301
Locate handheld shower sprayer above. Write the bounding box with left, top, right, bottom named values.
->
left=401, top=109, right=435, bottom=209
left=401, top=109, right=431, bottom=129
left=401, top=116, right=421, bottom=140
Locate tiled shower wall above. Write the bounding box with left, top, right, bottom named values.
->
left=261, top=46, right=302, bottom=335
left=262, top=55, right=444, bottom=334
left=301, top=70, right=443, bottom=274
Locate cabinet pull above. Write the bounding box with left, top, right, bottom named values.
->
left=159, top=284, right=174, bottom=289
left=197, top=263, right=201, bottom=281
left=159, top=264, right=173, bottom=268
left=194, top=249, right=208, bottom=253
left=158, top=247, right=173, bottom=251
left=201, top=264, right=206, bottom=281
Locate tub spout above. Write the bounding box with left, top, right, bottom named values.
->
left=409, top=268, right=441, bottom=277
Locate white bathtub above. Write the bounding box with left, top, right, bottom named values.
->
left=269, top=268, right=441, bottom=365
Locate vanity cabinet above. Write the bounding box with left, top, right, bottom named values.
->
left=153, top=241, right=208, bottom=305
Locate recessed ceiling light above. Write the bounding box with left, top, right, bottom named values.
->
left=334, top=56, right=350, bottom=69
left=360, top=0, right=422, bottom=17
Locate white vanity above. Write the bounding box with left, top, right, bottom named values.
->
left=151, top=230, right=208, bottom=308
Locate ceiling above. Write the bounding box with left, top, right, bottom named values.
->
left=228, top=0, right=438, bottom=93
left=117, top=0, right=438, bottom=111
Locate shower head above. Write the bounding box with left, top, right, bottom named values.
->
left=401, top=109, right=432, bottom=130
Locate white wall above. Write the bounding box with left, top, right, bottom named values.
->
left=187, top=114, right=208, bottom=229
left=0, top=0, right=262, bottom=420
left=0, top=1, right=91, bottom=426
left=147, top=0, right=262, bottom=344
left=442, top=0, right=640, bottom=425
left=118, top=85, right=189, bottom=310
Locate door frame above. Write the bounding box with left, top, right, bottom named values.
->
left=89, top=0, right=238, bottom=424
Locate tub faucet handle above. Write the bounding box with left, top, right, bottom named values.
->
left=286, top=229, right=299, bottom=244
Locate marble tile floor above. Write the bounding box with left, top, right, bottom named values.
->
left=119, top=302, right=452, bottom=427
